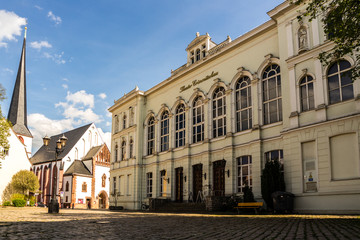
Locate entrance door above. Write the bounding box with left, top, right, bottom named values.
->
left=175, top=167, right=183, bottom=202
left=192, top=164, right=203, bottom=201
left=213, top=160, right=226, bottom=196
left=86, top=198, right=91, bottom=209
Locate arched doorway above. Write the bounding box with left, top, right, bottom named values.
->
left=98, top=191, right=108, bottom=209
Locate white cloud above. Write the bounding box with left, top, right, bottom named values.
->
left=43, top=51, right=66, bottom=64
left=98, top=93, right=107, bottom=99
left=47, top=11, right=62, bottom=25
left=62, top=78, right=69, bottom=82
left=28, top=113, right=74, bottom=151
left=2, top=68, right=14, bottom=74
left=0, top=10, right=27, bottom=48
left=34, top=5, right=43, bottom=10
left=62, top=84, right=68, bottom=89
left=106, top=121, right=111, bottom=127
left=97, top=128, right=111, bottom=149
left=65, top=90, right=94, bottom=108
left=30, top=40, right=52, bottom=50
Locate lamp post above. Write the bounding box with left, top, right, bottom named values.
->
left=43, top=134, right=68, bottom=213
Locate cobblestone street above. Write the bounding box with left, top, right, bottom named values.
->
left=0, top=207, right=359, bottom=239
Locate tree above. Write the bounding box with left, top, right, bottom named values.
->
left=1, top=182, right=15, bottom=202
left=291, top=0, right=360, bottom=80
left=261, top=159, right=285, bottom=209
left=11, top=170, right=39, bottom=198
left=0, top=83, right=10, bottom=166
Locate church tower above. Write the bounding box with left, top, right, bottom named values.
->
left=7, top=27, right=33, bottom=157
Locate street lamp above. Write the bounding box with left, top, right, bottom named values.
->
left=43, top=134, right=67, bottom=213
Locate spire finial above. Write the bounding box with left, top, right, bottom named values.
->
left=24, top=27, right=27, bottom=39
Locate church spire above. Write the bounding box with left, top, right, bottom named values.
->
left=7, top=27, right=32, bottom=138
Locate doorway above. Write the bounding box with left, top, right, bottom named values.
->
left=192, top=164, right=203, bottom=201
left=213, top=160, right=226, bottom=196
left=175, top=167, right=183, bottom=202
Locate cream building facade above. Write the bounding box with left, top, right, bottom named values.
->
left=109, top=1, right=360, bottom=213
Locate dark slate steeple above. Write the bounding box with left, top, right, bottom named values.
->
left=7, top=27, right=32, bottom=138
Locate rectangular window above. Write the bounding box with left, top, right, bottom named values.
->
left=127, top=174, right=131, bottom=195
left=160, top=170, right=167, bottom=197
left=147, top=172, right=153, bottom=197
left=302, top=141, right=317, bottom=192
left=265, top=150, right=284, bottom=173
left=330, top=133, right=360, bottom=180
left=82, top=182, right=87, bottom=192
left=118, top=176, right=122, bottom=195
left=237, top=156, right=252, bottom=193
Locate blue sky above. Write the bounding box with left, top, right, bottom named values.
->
left=0, top=0, right=284, bottom=151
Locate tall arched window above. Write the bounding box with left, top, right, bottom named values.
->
left=328, top=60, right=353, bottom=104
left=160, top=111, right=169, bottom=152
left=115, top=115, right=119, bottom=133
left=175, top=104, right=185, bottom=148
left=129, top=139, right=134, bottom=158
left=65, top=181, right=69, bottom=192
left=121, top=140, right=126, bottom=160
left=193, top=96, right=204, bottom=143
left=300, top=75, right=315, bottom=112
left=196, top=49, right=201, bottom=61
left=114, top=144, right=118, bottom=162
left=123, top=115, right=127, bottom=129
left=212, top=87, right=226, bottom=138
left=235, top=76, right=252, bottom=132
left=262, top=64, right=282, bottom=124
left=147, top=117, right=155, bottom=155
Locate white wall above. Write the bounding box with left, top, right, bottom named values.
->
left=94, top=165, right=109, bottom=197
left=75, top=176, right=92, bottom=204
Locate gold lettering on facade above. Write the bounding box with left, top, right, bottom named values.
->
left=180, top=71, right=219, bottom=93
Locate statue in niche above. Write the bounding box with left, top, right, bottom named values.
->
left=298, top=27, right=308, bottom=51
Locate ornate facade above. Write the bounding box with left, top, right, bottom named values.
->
left=109, top=2, right=360, bottom=213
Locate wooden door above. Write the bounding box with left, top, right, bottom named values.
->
left=175, top=167, right=183, bottom=202
left=192, top=164, right=203, bottom=201
left=213, top=160, right=226, bottom=196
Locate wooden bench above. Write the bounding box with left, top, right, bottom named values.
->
left=234, top=202, right=263, bottom=214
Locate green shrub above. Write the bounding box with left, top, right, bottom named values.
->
left=2, top=201, right=11, bottom=206
left=261, top=158, right=285, bottom=209
left=30, top=200, right=35, bottom=206
left=12, top=199, right=26, bottom=207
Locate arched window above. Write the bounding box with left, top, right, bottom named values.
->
left=160, top=111, right=169, bottom=152
left=102, top=174, right=106, bottom=188
left=121, top=140, right=126, bottom=161
left=212, top=87, right=226, bottom=138
left=129, top=108, right=134, bottom=126
left=262, top=64, right=282, bottom=125
left=196, top=49, right=201, bottom=61
left=235, top=77, right=252, bottom=132
left=114, top=144, right=118, bottom=162
left=115, top=115, right=119, bottom=133
left=65, top=181, right=69, bottom=192
left=175, top=104, right=185, bottom=148
left=129, top=139, right=134, bottom=158
left=147, top=117, right=155, bottom=155
left=300, top=75, right=315, bottom=112
left=123, top=115, right=127, bottom=129
left=193, top=96, right=204, bottom=143
left=328, top=60, right=353, bottom=104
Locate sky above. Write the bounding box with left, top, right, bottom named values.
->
left=0, top=0, right=284, bottom=152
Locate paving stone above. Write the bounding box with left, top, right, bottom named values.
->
left=0, top=207, right=359, bottom=239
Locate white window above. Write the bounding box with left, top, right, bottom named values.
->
left=121, top=140, right=126, bottom=161
left=147, top=172, right=153, bottom=197
left=129, top=139, right=134, bottom=158
left=175, top=104, right=185, bottom=148
left=147, top=117, right=155, bottom=155
left=300, top=75, right=315, bottom=112
left=192, top=96, right=204, bottom=143
left=262, top=64, right=282, bottom=125
left=212, top=87, right=226, bottom=138
left=237, top=156, right=252, bottom=193
left=235, top=76, right=252, bottom=131
left=160, top=111, right=169, bottom=152
left=328, top=60, right=353, bottom=104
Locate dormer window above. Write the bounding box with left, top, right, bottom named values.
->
left=196, top=49, right=201, bottom=61
left=202, top=44, right=206, bottom=49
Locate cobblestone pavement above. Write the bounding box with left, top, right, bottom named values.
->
left=0, top=207, right=359, bottom=239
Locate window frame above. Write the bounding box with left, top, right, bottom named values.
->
left=146, top=172, right=153, bottom=198
left=237, top=156, right=252, bottom=193
left=147, top=117, right=155, bottom=155
left=327, top=60, right=353, bottom=104
left=160, top=111, right=169, bottom=152
left=235, top=76, right=252, bottom=132
left=175, top=104, right=186, bottom=148
left=192, top=96, right=204, bottom=143
left=300, top=75, right=315, bottom=112
left=212, top=87, right=227, bottom=138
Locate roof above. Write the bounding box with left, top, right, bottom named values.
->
left=30, top=123, right=92, bottom=165
left=63, top=160, right=92, bottom=176
left=82, top=145, right=103, bottom=160
left=7, top=30, right=32, bottom=138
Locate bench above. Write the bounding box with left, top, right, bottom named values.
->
left=234, top=202, right=263, bottom=214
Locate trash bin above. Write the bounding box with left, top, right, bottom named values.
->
left=272, top=191, right=294, bottom=213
